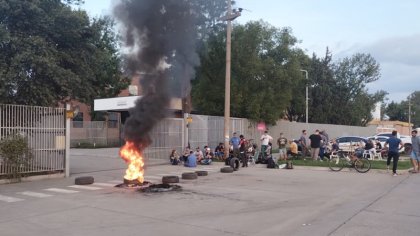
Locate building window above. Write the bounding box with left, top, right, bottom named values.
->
left=73, top=112, right=83, bottom=128
left=108, top=112, right=119, bottom=128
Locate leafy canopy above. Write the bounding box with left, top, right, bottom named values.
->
left=0, top=0, right=129, bottom=107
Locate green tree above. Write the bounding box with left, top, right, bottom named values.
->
left=385, top=101, right=408, bottom=121
left=410, top=91, right=420, bottom=128
left=385, top=91, right=420, bottom=127
left=295, top=51, right=386, bottom=126
left=0, top=0, right=128, bottom=107
left=331, top=53, right=387, bottom=126
left=192, top=21, right=304, bottom=124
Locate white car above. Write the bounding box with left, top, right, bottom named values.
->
left=374, top=132, right=412, bottom=153
left=367, top=136, right=389, bottom=149
left=335, top=136, right=367, bottom=152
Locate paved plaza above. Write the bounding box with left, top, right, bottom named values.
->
left=0, top=148, right=419, bottom=236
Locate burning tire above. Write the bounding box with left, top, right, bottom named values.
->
left=162, top=176, right=180, bottom=184
left=75, top=176, right=94, bottom=185
left=182, top=172, right=198, bottom=180
left=220, top=167, right=234, bottom=173
left=195, top=170, right=208, bottom=176
left=230, top=157, right=240, bottom=171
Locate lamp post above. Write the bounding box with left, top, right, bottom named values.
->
left=409, top=95, right=412, bottom=132
left=221, top=0, right=241, bottom=158
left=300, top=69, right=309, bottom=124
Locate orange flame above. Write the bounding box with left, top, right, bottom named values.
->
left=119, top=141, right=144, bottom=183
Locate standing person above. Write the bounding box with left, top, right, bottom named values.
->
left=409, top=130, right=420, bottom=173
left=384, top=130, right=403, bottom=176
left=239, top=135, right=248, bottom=167
left=309, top=130, right=322, bottom=161
left=230, top=132, right=240, bottom=158
left=299, top=130, right=309, bottom=157
left=319, top=130, right=329, bottom=160
left=277, top=133, right=288, bottom=161
left=260, top=130, right=273, bottom=159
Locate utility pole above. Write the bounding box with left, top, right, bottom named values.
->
left=221, top=0, right=241, bottom=158
left=409, top=96, right=412, bottom=132
left=300, top=70, right=309, bottom=124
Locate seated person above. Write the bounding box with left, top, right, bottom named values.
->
left=225, top=146, right=235, bottom=165
left=364, top=139, right=376, bottom=159
left=375, top=140, right=387, bottom=157
left=324, top=139, right=339, bottom=159
left=201, top=147, right=213, bottom=165
left=194, top=147, right=204, bottom=162
left=184, top=151, right=197, bottom=167
left=214, top=143, right=225, bottom=160
left=169, top=149, right=180, bottom=165
left=182, top=146, right=190, bottom=162
left=265, top=142, right=273, bottom=159
left=287, top=140, right=298, bottom=158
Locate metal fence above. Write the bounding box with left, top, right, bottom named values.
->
left=142, top=118, right=184, bottom=161
left=71, top=121, right=121, bottom=148
left=188, top=114, right=244, bottom=150
left=0, top=104, right=66, bottom=176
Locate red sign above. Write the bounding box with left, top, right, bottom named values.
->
left=257, top=122, right=266, bottom=131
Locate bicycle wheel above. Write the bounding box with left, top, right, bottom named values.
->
left=329, top=156, right=345, bottom=171
left=354, top=158, right=371, bottom=173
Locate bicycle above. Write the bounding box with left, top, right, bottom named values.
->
left=329, top=150, right=371, bottom=173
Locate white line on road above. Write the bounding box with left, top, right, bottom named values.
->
left=44, top=188, right=79, bottom=194
left=92, top=183, right=117, bottom=187
left=0, top=194, right=24, bottom=203
left=17, top=191, right=53, bottom=198
left=144, top=176, right=162, bottom=180
left=68, top=185, right=102, bottom=190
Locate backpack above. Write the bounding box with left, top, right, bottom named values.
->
left=267, top=157, right=276, bottom=169
left=286, top=161, right=294, bottom=169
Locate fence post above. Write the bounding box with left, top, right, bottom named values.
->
left=65, top=104, right=71, bottom=178
left=184, top=113, right=189, bottom=149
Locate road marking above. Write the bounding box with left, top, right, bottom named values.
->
left=144, top=176, right=162, bottom=180
left=168, top=172, right=183, bottom=175
left=0, top=194, right=24, bottom=203
left=68, top=185, right=102, bottom=190
left=45, top=188, right=79, bottom=194
left=92, top=183, right=116, bottom=187
left=157, top=173, right=176, bottom=176
left=17, top=191, right=53, bottom=198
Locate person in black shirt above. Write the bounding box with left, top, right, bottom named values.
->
left=309, top=130, right=322, bottom=160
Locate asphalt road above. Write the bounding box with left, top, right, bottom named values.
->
left=0, top=148, right=419, bottom=236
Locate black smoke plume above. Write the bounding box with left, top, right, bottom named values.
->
left=113, top=0, right=201, bottom=148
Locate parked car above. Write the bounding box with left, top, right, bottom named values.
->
left=335, top=136, right=367, bottom=152
left=367, top=136, right=389, bottom=148
left=375, top=132, right=412, bottom=153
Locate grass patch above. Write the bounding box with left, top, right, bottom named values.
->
left=278, top=158, right=412, bottom=170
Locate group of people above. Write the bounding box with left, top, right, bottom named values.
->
left=168, top=128, right=420, bottom=177
left=169, top=145, right=215, bottom=167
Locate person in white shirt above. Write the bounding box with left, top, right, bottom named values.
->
left=260, top=130, right=273, bottom=159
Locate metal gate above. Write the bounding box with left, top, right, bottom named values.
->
left=188, top=114, right=244, bottom=150
left=142, top=118, right=185, bottom=161
left=0, top=104, right=66, bottom=176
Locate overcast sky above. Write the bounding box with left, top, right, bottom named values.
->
left=80, top=0, right=420, bottom=103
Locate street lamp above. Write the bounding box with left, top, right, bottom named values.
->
left=409, top=95, right=412, bottom=132
left=300, top=69, right=308, bottom=124
left=221, top=0, right=241, bottom=158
